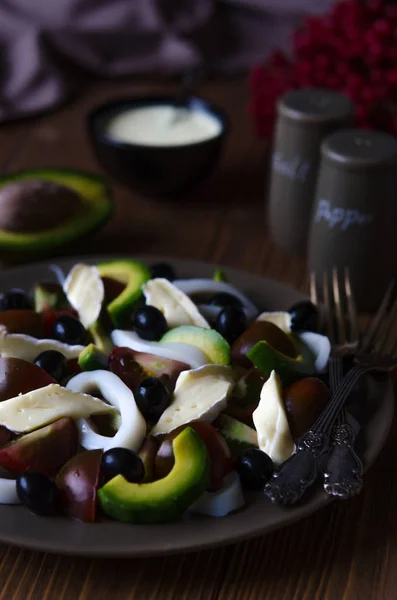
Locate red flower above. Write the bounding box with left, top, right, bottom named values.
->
left=249, top=0, right=397, bottom=138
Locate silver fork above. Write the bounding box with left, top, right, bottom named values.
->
left=264, top=277, right=397, bottom=506
left=311, top=268, right=362, bottom=499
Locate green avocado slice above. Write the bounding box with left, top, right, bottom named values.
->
left=0, top=169, right=113, bottom=251
left=246, top=336, right=315, bottom=385
left=98, top=427, right=210, bottom=524
left=161, top=325, right=231, bottom=365
left=98, top=259, right=151, bottom=327
left=78, top=343, right=108, bottom=371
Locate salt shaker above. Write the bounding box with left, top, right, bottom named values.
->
left=267, top=88, right=354, bottom=256
left=308, top=129, right=397, bottom=311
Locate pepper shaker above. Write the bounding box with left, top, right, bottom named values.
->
left=308, top=129, right=397, bottom=311
left=267, top=88, right=354, bottom=256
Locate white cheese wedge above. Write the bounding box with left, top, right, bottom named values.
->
left=174, top=279, right=258, bottom=320
left=0, top=384, right=116, bottom=433
left=256, top=311, right=292, bottom=333
left=142, top=278, right=210, bottom=329
left=0, top=327, right=84, bottom=361
left=111, top=329, right=209, bottom=369
left=252, top=370, right=294, bottom=464
left=67, top=370, right=146, bottom=452
left=151, top=364, right=235, bottom=435
left=189, top=472, right=245, bottom=517
left=63, top=263, right=104, bottom=328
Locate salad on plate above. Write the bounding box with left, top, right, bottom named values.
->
left=0, top=259, right=331, bottom=524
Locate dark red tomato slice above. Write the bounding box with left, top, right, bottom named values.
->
left=0, top=310, right=44, bottom=337
left=0, top=425, right=15, bottom=447
left=0, top=357, right=56, bottom=402
left=156, top=420, right=234, bottom=492
left=66, top=358, right=82, bottom=377
left=56, top=449, right=103, bottom=522
left=42, top=308, right=79, bottom=339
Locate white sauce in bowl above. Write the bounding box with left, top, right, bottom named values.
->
left=105, top=105, right=222, bottom=147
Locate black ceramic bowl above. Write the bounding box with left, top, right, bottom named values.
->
left=87, top=96, right=229, bottom=197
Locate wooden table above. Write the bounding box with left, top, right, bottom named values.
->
left=0, top=77, right=396, bottom=600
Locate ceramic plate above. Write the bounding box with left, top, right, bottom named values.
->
left=0, top=255, right=393, bottom=557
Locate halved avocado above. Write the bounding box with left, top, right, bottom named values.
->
left=98, top=427, right=209, bottom=524
left=246, top=336, right=315, bottom=385
left=97, top=259, right=151, bottom=327
left=0, top=169, right=113, bottom=252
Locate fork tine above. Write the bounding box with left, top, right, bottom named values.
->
left=379, top=294, right=397, bottom=355
left=344, top=267, right=359, bottom=345
left=310, top=271, right=318, bottom=306
left=332, top=267, right=347, bottom=345
left=360, top=280, right=395, bottom=354
left=323, top=271, right=335, bottom=343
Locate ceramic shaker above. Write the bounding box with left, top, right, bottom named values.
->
left=267, top=88, right=354, bottom=256
left=308, top=129, right=397, bottom=311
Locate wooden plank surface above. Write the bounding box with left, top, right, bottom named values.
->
left=0, top=77, right=396, bottom=600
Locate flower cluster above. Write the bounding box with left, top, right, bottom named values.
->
left=250, top=0, right=397, bottom=138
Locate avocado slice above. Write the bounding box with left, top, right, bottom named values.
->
left=0, top=169, right=113, bottom=251
left=89, top=321, right=113, bottom=354
left=213, top=268, right=227, bottom=282
left=78, top=344, right=108, bottom=371
left=161, top=325, right=231, bottom=365
left=246, top=336, right=315, bottom=385
left=34, top=282, right=68, bottom=312
left=218, top=414, right=258, bottom=456
left=97, top=259, right=151, bottom=327
left=98, top=427, right=210, bottom=523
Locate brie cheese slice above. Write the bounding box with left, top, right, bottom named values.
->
left=151, top=364, right=235, bottom=435
left=63, top=263, right=104, bottom=328
left=0, top=384, right=116, bottom=433
left=142, top=278, right=209, bottom=329
left=252, top=370, right=294, bottom=464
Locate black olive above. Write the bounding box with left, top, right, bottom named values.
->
left=52, top=315, right=87, bottom=345
left=135, top=377, right=170, bottom=422
left=149, top=263, right=176, bottom=281
left=16, top=473, right=58, bottom=515
left=101, top=448, right=144, bottom=483
left=0, top=288, right=33, bottom=311
left=236, top=448, right=274, bottom=490
left=34, top=350, right=68, bottom=382
left=208, top=292, right=243, bottom=310
left=133, top=306, right=167, bottom=341
left=289, top=301, right=319, bottom=332
left=215, top=306, right=246, bottom=344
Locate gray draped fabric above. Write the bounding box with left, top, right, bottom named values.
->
left=0, top=0, right=334, bottom=122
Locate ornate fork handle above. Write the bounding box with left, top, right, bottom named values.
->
left=324, top=422, right=363, bottom=498
left=264, top=364, right=368, bottom=505
left=264, top=431, right=328, bottom=505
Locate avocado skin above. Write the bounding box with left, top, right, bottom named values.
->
left=0, top=169, right=113, bottom=251
left=98, top=427, right=210, bottom=524
left=98, top=259, right=151, bottom=328
left=246, top=337, right=315, bottom=386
